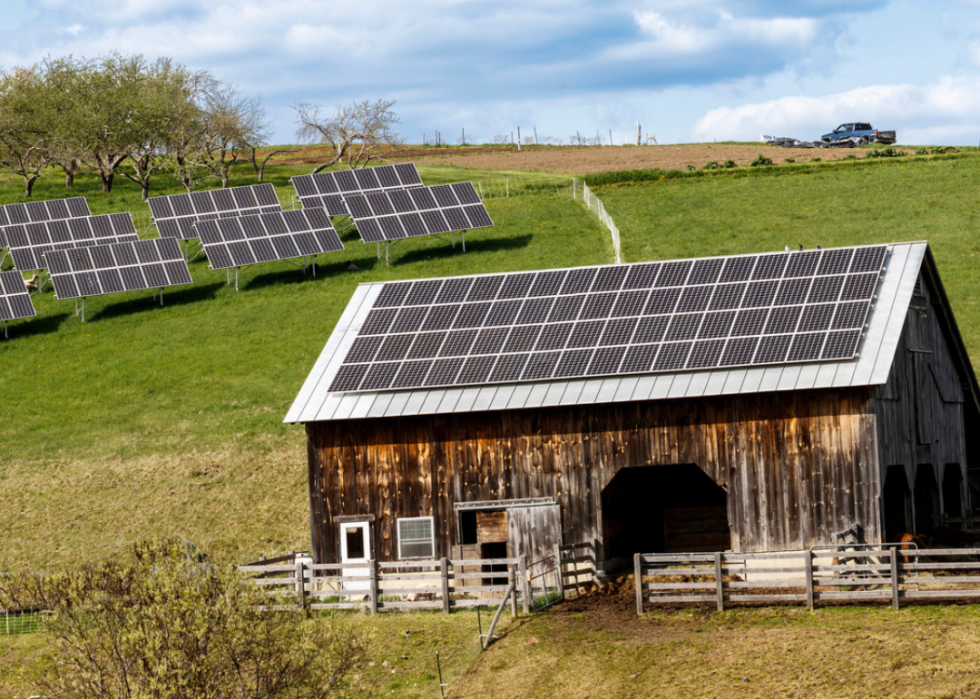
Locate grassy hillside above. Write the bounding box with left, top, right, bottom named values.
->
left=0, top=163, right=605, bottom=570
left=599, top=155, right=980, bottom=360
left=3, top=152, right=980, bottom=570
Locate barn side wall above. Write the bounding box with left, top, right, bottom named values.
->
left=305, top=388, right=880, bottom=563
left=873, top=268, right=970, bottom=528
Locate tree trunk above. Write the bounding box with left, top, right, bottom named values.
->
left=65, top=172, right=74, bottom=188
left=99, top=171, right=114, bottom=194
left=23, top=175, right=36, bottom=198
left=141, top=181, right=150, bottom=200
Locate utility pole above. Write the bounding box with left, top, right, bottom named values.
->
left=636, top=121, right=641, bottom=146
left=517, top=126, right=521, bottom=152
left=534, top=126, right=538, bottom=145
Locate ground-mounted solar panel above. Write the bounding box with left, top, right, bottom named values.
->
left=45, top=238, right=192, bottom=301
left=195, top=208, right=343, bottom=271
left=0, top=197, right=91, bottom=250
left=5, top=212, right=139, bottom=272
left=0, top=270, right=37, bottom=331
left=345, top=182, right=494, bottom=244
left=326, top=244, right=889, bottom=393
left=147, top=184, right=282, bottom=241
left=291, top=163, right=425, bottom=217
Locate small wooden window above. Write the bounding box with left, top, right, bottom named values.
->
left=398, top=517, right=435, bottom=559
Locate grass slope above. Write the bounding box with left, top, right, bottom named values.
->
left=599, top=155, right=980, bottom=361
left=0, top=164, right=607, bottom=569
left=452, top=602, right=980, bottom=699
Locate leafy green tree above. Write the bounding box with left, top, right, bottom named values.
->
left=0, top=66, right=55, bottom=197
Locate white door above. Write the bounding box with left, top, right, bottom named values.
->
left=339, top=522, right=371, bottom=591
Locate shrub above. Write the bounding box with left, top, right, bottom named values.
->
left=914, top=147, right=929, bottom=155
left=843, top=154, right=857, bottom=160
left=722, top=159, right=737, bottom=168
left=2, top=540, right=367, bottom=699
left=866, top=147, right=901, bottom=158
left=750, top=154, right=773, bottom=167
left=702, top=161, right=720, bottom=170
left=812, top=157, right=822, bottom=162
left=784, top=157, right=795, bottom=164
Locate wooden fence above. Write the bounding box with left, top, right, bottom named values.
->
left=239, top=556, right=531, bottom=614
left=238, top=543, right=603, bottom=615
left=635, top=547, right=980, bottom=613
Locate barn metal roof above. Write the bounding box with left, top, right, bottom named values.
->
left=285, top=242, right=928, bottom=424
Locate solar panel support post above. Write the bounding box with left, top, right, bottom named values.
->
left=2, top=321, right=7, bottom=339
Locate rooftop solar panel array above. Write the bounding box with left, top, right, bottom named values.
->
left=5, top=213, right=139, bottom=272
left=147, top=183, right=282, bottom=241
left=344, top=182, right=494, bottom=244
left=45, top=238, right=192, bottom=300
left=291, top=163, right=424, bottom=217
left=195, top=208, right=344, bottom=270
left=0, top=271, right=36, bottom=322
left=328, top=245, right=888, bottom=393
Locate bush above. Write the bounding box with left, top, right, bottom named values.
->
left=702, top=161, right=720, bottom=170
left=1, top=540, right=367, bottom=699
left=784, top=157, right=795, bottom=164
left=750, top=154, right=773, bottom=167
left=812, top=157, right=822, bottom=162
left=866, top=147, right=902, bottom=158
left=914, top=147, right=929, bottom=155
left=722, top=159, right=737, bottom=168
left=843, top=154, right=857, bottom=160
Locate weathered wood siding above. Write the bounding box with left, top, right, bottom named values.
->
left=306, top=388, right=881, bottom=563
left=873, top=269, right=969, bottom=518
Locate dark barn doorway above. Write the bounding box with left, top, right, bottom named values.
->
left=914, top=466, right=941, bottom=536
left=883, top=465, right=912, bottom=538
left=942, top=465, right=964, bottom=520
left=601, top=464, right=729, bottom=567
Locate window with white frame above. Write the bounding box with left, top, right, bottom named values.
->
left=397, top=517, right=435, bottom=559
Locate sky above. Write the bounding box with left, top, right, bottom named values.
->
left=2, top=0, right=980, bottom=146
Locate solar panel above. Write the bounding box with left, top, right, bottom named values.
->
left=6, top=212, right=139, bottom=272
left=0, top=197, right=91, bottom=250
left=328, top=244, right=888, bottom=392
left=291, top=163, right=425, bottom=217
left=45, top=238, right=192, bottom=300
left=195, top=209, right=343, bottom=270
left=147, top=184, right=282, bottom=240
left=0, top=270, right=37, bottom=323
left=345, top=183, right=494, bottom=243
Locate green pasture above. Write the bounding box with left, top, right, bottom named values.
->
left=2, top=151, right=980, bottom=568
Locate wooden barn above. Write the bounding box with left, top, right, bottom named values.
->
left=285, top=242, right=980, bottom=573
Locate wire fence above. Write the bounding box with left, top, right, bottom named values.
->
left=564, top=179, right=622, bottom=264
left=472, top=176, right=623, bottom=265
left=2, top=608, right=44, bottom=635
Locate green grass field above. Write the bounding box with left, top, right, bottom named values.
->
left=2, top=151, right=980, bottom=570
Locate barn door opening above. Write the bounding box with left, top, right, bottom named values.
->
left=914, top=465, right=940, bottom=536
left=883, top=465, right=912, bottom=539
left=942, top=465, right=964, bottom=520
left=600, top=464, right=729, bottom=567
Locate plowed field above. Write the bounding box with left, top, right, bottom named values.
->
left=275, top=143, right=912, bottom=175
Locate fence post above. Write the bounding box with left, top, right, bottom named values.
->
left=634, top=553, right=644, bottom=615
left=890, top=548, right=900, bottom=610
left=804, top=550, right=814, bottom=611
left=508, top=564, right=518, bottom=617
left=295, top=557, right=306, bottom=609
left=506, top=178, right=509, bottom=197
left=441, top=558, right=451, bottom=614
left=369, top=559, right=379, bottom=615
left=554, top=544, right=565, bottom=601
left=714, top=551, right=724, bottom=612
left=520, top=555, right=530, bottom=614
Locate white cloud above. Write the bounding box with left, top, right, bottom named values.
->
left=691, top=77, right=980, bottom=143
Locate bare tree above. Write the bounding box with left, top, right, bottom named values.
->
left=250, top=145, right=302, bottom=182
left=294, top=98, right=400, bottom=172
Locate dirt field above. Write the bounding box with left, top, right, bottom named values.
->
left=274, top=143, right=911, bottom=176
